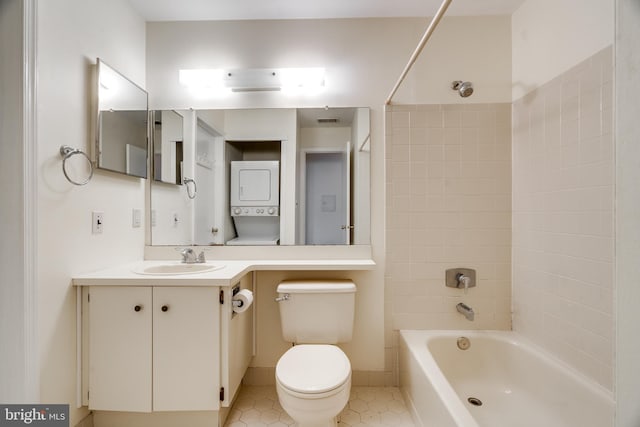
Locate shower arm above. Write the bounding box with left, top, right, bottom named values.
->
left=384, top=0, right=453, bottom=105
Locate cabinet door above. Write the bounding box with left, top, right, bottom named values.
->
left=153, top=287, right=220, bottom=411
left=88, top=286, right=152, bottom=412
left=220, top=276, right=254, bottom=407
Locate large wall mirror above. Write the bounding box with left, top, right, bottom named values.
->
left=150, top=107, right=370, bottom=246
left=94, top=58, right=149, bottom=178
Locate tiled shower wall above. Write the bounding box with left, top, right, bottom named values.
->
left=512, top=46, right=614, bottom=390
left=384, top=103, right=512, bottom=380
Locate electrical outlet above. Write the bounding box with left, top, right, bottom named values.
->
left=92, top=211, right=104, bottom=234
left=132, top=209, right=142, bottom=228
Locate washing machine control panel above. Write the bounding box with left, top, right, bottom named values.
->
left=231, top=206, right=280, bottom=216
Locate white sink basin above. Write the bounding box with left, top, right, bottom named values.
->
left=133, top=263, right=224, bottom=276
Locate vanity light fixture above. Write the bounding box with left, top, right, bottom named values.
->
left=178, top=67, right=325, bottom=93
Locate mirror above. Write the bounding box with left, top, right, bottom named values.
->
left=150, top=107, right=370, bottom=246
left=94, top=58, right=148, bottom=178
left=152, top=110, right=184, bottom=185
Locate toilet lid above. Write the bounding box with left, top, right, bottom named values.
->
left=276, top=345, right=351, bottom=394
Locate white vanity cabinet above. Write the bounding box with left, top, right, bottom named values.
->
left=85, top=286, right=220, bottom=412
left=75, top=258, right=373, bottom=425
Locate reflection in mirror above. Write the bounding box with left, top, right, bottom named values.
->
left=95, top=59, right=148, bottom=178
left=149, top=107, right=370, bottom=246
left=152, top=110, right=184, bottom=185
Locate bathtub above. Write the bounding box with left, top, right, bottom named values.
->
left=399, top=330, right=614, bottom=427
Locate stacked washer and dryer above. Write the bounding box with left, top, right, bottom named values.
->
left=226, top=160, right=281, bottom=245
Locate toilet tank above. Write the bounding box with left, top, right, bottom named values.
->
left=277, top=280, right=356, bottom=344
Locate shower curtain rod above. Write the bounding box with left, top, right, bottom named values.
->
left=385, top=0, right=453, bottom=105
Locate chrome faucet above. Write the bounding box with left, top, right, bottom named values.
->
left=180, top=248, right=205, bottom=264
left=445, top=268, right=476, bottom=294
left=457, top=273, right=471, bottom=294
left=456, top=302, right=475, bottom=321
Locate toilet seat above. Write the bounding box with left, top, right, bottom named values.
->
left=276, top=345, right=351, bottom=395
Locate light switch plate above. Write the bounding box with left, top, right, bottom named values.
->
left=92, top=211, right=104, bottom=234
left=132, top=209, right=142, bottom=228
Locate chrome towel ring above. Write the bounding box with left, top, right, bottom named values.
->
left=60, top=145, right=94, bottom=186
left=183, top=177, right=197, bottom=199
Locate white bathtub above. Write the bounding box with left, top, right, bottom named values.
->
left=399, top=330, right=614, bottom=427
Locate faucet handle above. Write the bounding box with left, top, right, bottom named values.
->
left=197, top=251, right=206, bottom=263
left=180, top=247, right=196, bottom=263
left=445, top=268, right=476, bottom=293
left=457, top=273, right=471, bottom=294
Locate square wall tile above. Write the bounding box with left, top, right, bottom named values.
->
left=511, top=46, right=614, bottom=391
left=386, top=101, right=512, bottom=335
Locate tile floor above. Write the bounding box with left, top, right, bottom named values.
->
left=224, top=385, right=416, bottom=427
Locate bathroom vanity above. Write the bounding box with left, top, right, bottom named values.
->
left=73, top=257, right=374, bottom=426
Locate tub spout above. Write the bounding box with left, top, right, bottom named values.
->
left=456, top=302, right=474, bottom=321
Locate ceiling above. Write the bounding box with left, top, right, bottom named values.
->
left=129, top=0, right=527, bottom=22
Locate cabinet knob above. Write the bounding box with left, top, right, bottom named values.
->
left=161, top=305, right=169, bottom=312
left=134, top=305, right=142, bottom=312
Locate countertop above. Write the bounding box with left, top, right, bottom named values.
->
left=72, top=258, right=376, bottom=287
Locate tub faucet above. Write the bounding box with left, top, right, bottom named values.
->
left=445, top=268, right=476, bottom=294
left=180, top=247, right=205, bottom=264
left=456, top=302, right=474, bottom=321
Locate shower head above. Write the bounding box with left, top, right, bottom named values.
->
left=452, top=81, right=474, bottom=97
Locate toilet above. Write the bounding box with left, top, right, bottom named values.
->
left=275, top=280, right=356, bottom=427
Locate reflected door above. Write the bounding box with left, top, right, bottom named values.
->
left=304, top=145, right=350, bottom=245
left=194, top=121, right=225, bottom=245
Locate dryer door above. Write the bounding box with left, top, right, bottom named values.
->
left=230, top=160, right=280, bottom=206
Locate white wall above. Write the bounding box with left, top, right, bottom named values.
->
left=150, top=184, right=193, bottom=244
left=146, top=16, right=511, bottom=110
left=615, top=0, right=640, bottom=425
left=300, top=127, right=351, bottom=149
left=36, top=0, right=145, bottom=424
left=146, top=15, right=511, bottom=382
left=151, top=110, right=195, bottom=246
left=512, top=0, right=614, bottom=100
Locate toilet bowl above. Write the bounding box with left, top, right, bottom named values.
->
left=275, top=344, right=351, bottom=427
